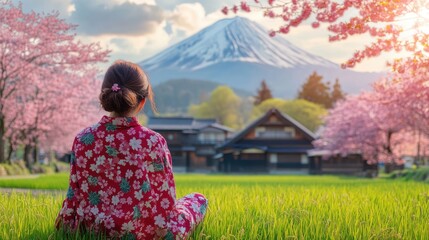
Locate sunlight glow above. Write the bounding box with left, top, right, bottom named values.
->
left=396, top=0, right=429, bottom=36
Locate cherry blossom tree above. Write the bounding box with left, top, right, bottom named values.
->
left=224, top=0, right=429, bottom=72
left=315, top=94, right=409, bottom=165
left=314, top=75, right=429, bottom=167
left=0, top=1, right=109, bottom=164
left=372, top=69, right=429, bottom=135
left=6, top=69, right=102, bottom=166
left=373, top=70, right=429, bottom=166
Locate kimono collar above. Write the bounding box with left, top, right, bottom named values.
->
left=99, top=115, right=140, bottom=128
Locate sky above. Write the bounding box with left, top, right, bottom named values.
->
left=15, top=0, right=397, bottom=72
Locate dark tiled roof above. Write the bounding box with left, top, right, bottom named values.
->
left=168, top=146, right=196, bottom=152
left=202, top=123, right=234, bottom=132
left=267, top=147, right=313, bottom=153
left=147, top=117, right=233, bottom=132
left=237, top=139, right=312, bottom=146
left=224, top=144, right=312, bottom=153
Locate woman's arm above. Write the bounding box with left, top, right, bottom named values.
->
left=146, top=133, right=177, bottom=237
left=157, top=134, right=176, bottom=200
left=56, top=138, right=80, bottom=230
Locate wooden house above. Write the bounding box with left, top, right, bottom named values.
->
left=147, top=117, right=233, bottom=172
left=308, top=150, right=379, bottom=177
left=148, top=109, right=378, bottom=176
left=218, top=108, right=315, bottom=173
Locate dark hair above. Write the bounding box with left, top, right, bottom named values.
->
left=99, top=60, right=156, bottom=116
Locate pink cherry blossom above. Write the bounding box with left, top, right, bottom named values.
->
left=223, top=0, right=428, bottom=72
left=315, top=70, right=429, bottom=164
left=0, top=1, right=109, bottom=163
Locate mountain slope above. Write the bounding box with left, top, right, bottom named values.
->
left=142, top=17, right=337, bottom=71
left=140, top=17, right=383, bottom=98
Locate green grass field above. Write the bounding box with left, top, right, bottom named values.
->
left=0, top=174, right=428, bottom=239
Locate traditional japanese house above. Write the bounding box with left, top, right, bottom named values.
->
left=218, top=108, right=315, bottom=173
left=147, top=117, right=233, bottom=172
left=308, top=150, right=379, bottom=177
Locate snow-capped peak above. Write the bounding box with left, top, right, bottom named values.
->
left=140, top=17, right=337, bottom=71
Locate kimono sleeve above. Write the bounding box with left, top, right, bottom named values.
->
left=147, top=133, right=177, bottom=237
left=56, top=137, right=80, bottom=230
left=158, top=134, right=176, bottom=200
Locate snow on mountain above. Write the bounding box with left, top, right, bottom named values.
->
left=141, top=17, right=337, bottom=71
left=139, top=17, right=383, bottom=99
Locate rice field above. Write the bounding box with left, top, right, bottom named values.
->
left=0, top=174, right=428, bottom=239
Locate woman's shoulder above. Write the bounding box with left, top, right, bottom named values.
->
left=138, top=126, right=166, bottom=144
left=73, top=122, right=102, bottom=145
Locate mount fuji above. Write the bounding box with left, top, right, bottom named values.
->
left=139, top=17, right=382, bottom=98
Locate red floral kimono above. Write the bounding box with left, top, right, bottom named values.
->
left=56, top=116, right=208, bottom=239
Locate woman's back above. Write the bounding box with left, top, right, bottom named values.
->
left=56, top=60, right=207, bottom=240
left=59, top=115, right=176, bottom=239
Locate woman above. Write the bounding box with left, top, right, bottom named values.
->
left=56, top=60, right=208, bottom=239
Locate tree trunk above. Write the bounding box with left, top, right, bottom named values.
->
left=47, top=150, right=54, bottom=164
left=33, top=145, right=39, bottom=165
left=0, top=128, right=5, bottom=164
left=384, top=130, right=394, bottom=174
left=24, top=144, right=33, bottom=169
left=6, top=143, right=13, bottom=164
left=416, top=131, right=421, bottom=167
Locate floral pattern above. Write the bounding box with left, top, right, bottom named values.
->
left=56, top=116, right=208, bottom=239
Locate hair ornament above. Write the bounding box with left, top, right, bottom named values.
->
left=111, top=83, right=121, bottom=92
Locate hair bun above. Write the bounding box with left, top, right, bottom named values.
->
left=99, top=87, right=138, bottom=114
left=99, top=60, right=157, bottom=116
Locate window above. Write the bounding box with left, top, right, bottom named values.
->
left=269, top=154, right=278, bottom=163
left=198, top=133, right=204, bottom=141
left=301, top=155, right=309, bottom=164
left=171, top=151, right=183, bottom=157
left=167, top=134, right=174, bottom=140
left=255, top=127, right=295, bottom=139
left=216, top=133, right=225, bottom=141
left=209, top=133, right=216, bottom=142
left=197, top=147, right=215, bottom=155
left=199, top=132, right=225, bottom=143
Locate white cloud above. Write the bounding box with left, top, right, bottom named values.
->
left=165, top=2, right=226, bottom=46
left=76, top=20, right=171, bottom=69
left=108, top=0, right=156, bottom=6
left=168, top=3, right=207, bottom=34
left=70, top=0, right=164, bottom=36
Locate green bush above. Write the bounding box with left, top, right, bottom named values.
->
left=53, top=161, right=70, bottom=173
left=30, top=162, right=69, bottom=174
left=0, top=165, right=7, bottom=176
left=0, top=160, right=69, bottom=176
left=389, top=167, right=429, bottom=182
left=31, top=164, right=53, bottom=174
left=1, top=162, right=29, bottom=176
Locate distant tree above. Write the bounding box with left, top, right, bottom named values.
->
left=254, top=80, right=273, bottom=105
left=330, top=79, right=346, bottom=106
left=283, top=99, right=327, bottom=133
left=251, top=98, right=326, bottom=132
left=251, top=98, right=285, bottom=118
left=297, top=72, right=332, bottom=108
left=189, top=86, right=242, bottom=129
